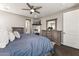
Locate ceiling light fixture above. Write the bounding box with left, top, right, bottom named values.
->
left=30, top=9, right=34, bottom=12
left=34, top=14, right=38, bottom=18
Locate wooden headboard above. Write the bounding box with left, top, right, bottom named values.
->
left=12, top=27, right=24, bottom=34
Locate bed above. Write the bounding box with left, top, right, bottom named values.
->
left=0, top=27, right=55, bottom=56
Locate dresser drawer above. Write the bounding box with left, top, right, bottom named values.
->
left=42, top=30, right=46, bottom=36
left=42, top=30, right=61, bottom=46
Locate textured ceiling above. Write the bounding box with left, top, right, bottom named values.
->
left=0, top=3, right=77, bottom=18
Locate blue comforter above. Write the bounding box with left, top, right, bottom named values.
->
left=0, top=33, right=53, bottom=56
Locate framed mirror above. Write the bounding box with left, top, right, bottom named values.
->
left=46, top=18, right=57, bottom=31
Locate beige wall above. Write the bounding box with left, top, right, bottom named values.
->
left=41, top=5, right=79, bottom=31
left=0, top=10, right=26, bottom=30
left=41, top=12, right=63, bottom=31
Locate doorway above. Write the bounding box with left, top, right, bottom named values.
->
left=25, top=19, right=31, bottom=33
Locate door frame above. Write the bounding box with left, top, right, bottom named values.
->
left=25, top=19, right=31, bottom=33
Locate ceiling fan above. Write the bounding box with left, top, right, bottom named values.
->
left=22, top=3, right=42, bottom=14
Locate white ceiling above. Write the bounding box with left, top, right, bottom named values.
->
left=0, top=3, right=78, bottom=18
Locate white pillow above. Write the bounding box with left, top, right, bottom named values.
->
left=0, top=30, right=9, bottom=48
left=14, top=31, right=20, bottom=39
left=51, top=41, right=56, bottom=46
left=9, top=31, right=15, bottom=42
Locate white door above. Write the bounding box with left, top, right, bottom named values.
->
left=25, top=20, right=31, bottom=33
left=63, top=9, right=79, bottom=49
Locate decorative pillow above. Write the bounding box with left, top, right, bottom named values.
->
left=0, top=30, right=9, bottom=48
left=14, top=31, right=20, bottom=39
left=9, top=31, right=15, bottom=42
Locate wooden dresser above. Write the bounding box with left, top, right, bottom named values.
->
left=42, top=30, right=61, bottom=46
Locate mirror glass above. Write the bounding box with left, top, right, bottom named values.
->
left=46, top=19, right=57, bottom=31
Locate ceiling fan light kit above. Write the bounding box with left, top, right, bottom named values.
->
left=30, top=9, right=34, bottom=12
left=22, top=3, right=42, bottom=14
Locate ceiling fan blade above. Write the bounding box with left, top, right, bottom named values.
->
left=27, top=3, right=32, bottom=9
left=35, top=10, right=40, bottom=14
left=22, top=9, right=30, bottom=10
left=34, top=6, right=42, bottom=9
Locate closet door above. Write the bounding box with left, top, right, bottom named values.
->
left=63, top=9, right=79, bottom=49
